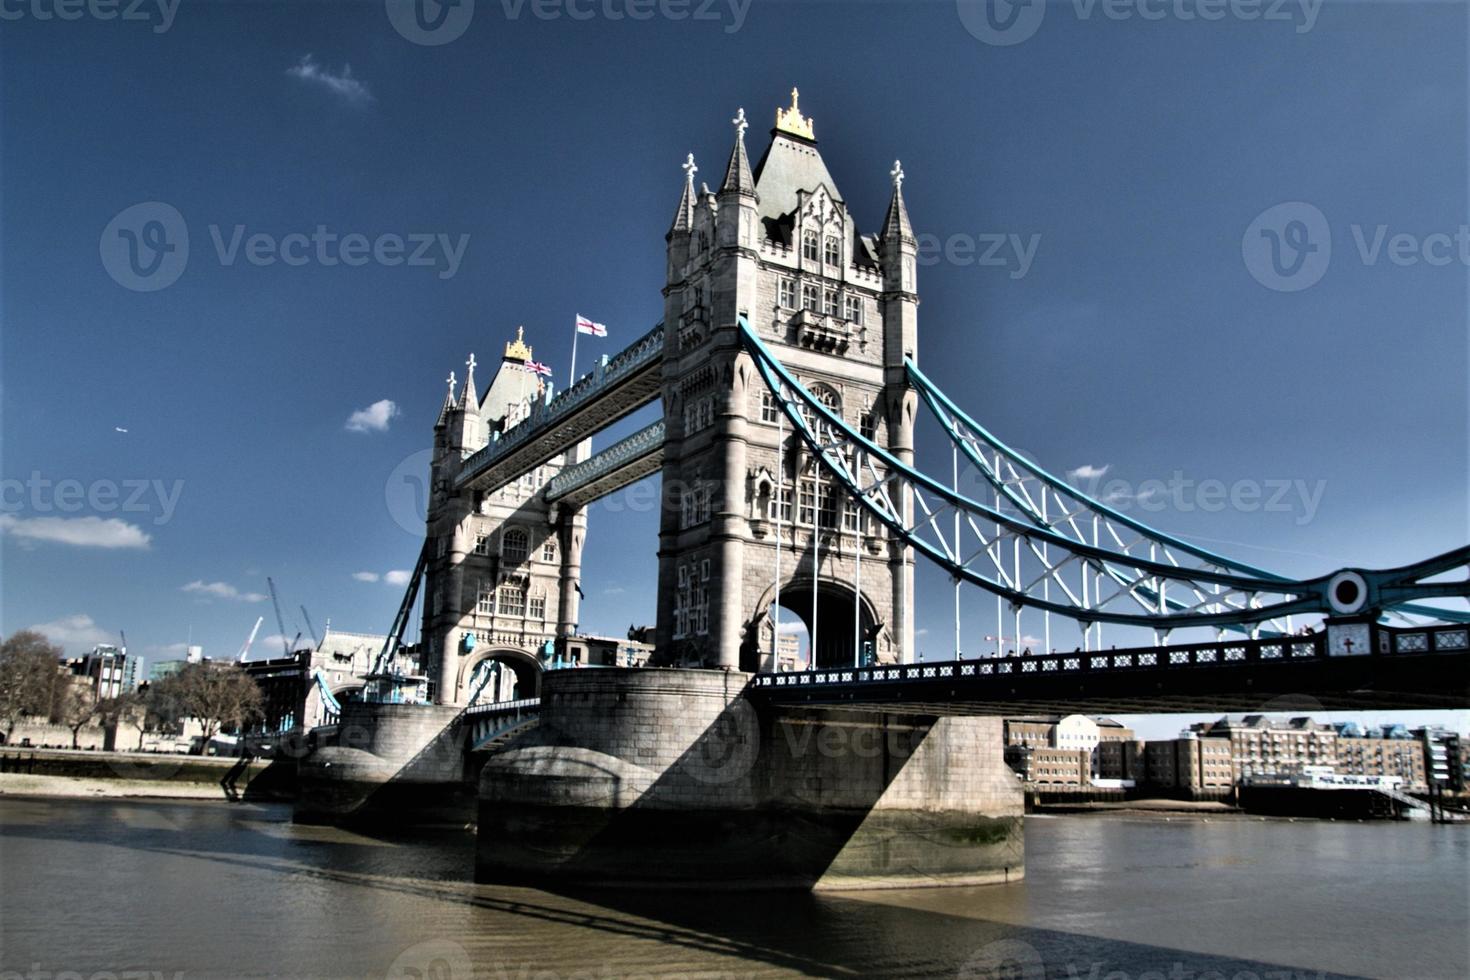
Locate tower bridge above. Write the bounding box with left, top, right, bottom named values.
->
left=298, top=91, right=1470, bottom=890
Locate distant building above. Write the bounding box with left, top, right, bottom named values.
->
left=1333, top=722, right=1426, bottom=792
left=149, top=660, right=185, bottom=683
left=1415, top=727, right=1465, bottom=793
left=1143, top=733, right=1234, bottom=796
left=242, top=627, right=392, bottom=732
left=1003, top=714, right=1136, bottom=789
left=1191, top=714, right=1337, bottom=781
left=63, top=644, right=134, bottom=701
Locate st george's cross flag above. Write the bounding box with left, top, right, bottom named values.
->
left=575, top=315, right=608, bottom=337
left=526, top=361, right=554, bottom=377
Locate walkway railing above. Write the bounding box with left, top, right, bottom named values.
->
left=458, top=323, right=663, bottom=487
left=752, top=622, right=1469, bottom=691
left=546, top=419, right=665, bottom=502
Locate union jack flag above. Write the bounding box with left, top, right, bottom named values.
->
left=526, top=361, right=553, bottom=376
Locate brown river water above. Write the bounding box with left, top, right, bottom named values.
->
left=0, top=798, right=1465, bottom=979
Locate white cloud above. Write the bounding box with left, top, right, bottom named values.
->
left=287, top=55, right=373, bottom=106
left=352, top=571, right=381, bottom=583
left=0, top=514, right=151, bottom=549
left=181, top=580, right=268, bottom=603
left=602, top=586, right=626, bottom=595
left=345, top=399, right=399, bottom=433
left=915, top=628, right=929, bottom=637
left=775, top=620, right=806, bottom=635
left=383, top=569, right=412, bottom=586
left=29, top=613, right=113, bottom=651
left=1067, top=463, right=1110, bottom=482
left=146, top=642, right=191, bottom=655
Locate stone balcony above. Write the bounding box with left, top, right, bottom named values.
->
left=792, top=309, right=851, bottom=353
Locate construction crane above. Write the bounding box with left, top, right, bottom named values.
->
left=236, top=616, right=264, bottom=661
left=300, top=606, right=321, bottom=649
left=267, top=577, right=292, bottom=658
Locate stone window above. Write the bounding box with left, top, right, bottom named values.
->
left=502, top=527, right=529, bottom=563
left=760, top=390, right=781, bottom=424
left=477, top=586, right=493, bottom=615
left=497, top=584, right=527, bottom=617
left=842, top=500, right=866, bottom=533
left=528, top=595, right=546, bottom=620
left=769, top=483, right=793, bottom=524
left=474, top=533, right=490, bottom=556
left=823, top=289, right=839, bottom=317
left=802, top=229, right=819, bottom=262
left=845, top=294, right=863, bottom=325
left=779, top=277, right=796, bottom=309
left=542, top=539, right=556, bottom=562
left=860, top=408, right=878, bottom=441
left=680, top=485, right=711, bottom=529
left=801, top=282, right=819, bottom=312
left=824, top=235, right=840, bottom=266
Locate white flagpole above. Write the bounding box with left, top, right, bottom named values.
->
left=569, top=321, right=580, bottom=389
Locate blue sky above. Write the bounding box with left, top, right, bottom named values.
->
left=2, top=1, right=1465, bottom=736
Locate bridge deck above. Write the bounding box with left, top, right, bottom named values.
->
left=751, top=624, right=1470, bottom=715
left=545, top=420, right=665, bottom=508
left=457, top=324, right=663, bottom=493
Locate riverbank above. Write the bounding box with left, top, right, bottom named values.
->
left=0, top=747, right=295, bottom=801
left=1032, top=797, right=1242, bottom=817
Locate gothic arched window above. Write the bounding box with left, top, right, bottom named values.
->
left=501, top=527, right=529, bottom=563
left=802, top=229, right=819, bottom=262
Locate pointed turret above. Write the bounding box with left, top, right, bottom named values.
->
left=666, top=153, right=697, bottom=241
left=880, top=160, right=914, bottom=245
left=459, top=352, right=480, bottom=414
left=435, top=370, right=457, bottom=428
left=719, top=107, right=756, bottom=198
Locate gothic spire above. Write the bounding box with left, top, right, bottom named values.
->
left=667, top=153, right=697, bottom=239
left=719, top=107, right=755, bottom=197
left=435, top=370, right=457, bottom=427
left=459, top=352, right=479, bottom=414
left=881, top=159, right=914, bottom=244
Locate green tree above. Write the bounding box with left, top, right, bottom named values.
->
left=0, top=631, right=62, bottom=743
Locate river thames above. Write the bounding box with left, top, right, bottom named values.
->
left=0, top=798, right=1465, bottom=979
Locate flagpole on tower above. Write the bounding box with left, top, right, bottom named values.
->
left=569, top=321, right=580, bottom=390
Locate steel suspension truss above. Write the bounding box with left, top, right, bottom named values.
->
left=737, top=316, right=1470, bottom=638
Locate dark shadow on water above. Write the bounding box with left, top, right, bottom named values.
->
left=0, top=798, right=1373, bottom=979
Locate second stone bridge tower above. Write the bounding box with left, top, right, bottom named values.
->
left=656, top=91, right=919, bottom=672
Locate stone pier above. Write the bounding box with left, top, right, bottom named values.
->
left=294, top=700, right=468, bottom=826
left=477, top=668, right=1024, bottom=890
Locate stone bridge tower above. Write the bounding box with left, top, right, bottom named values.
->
left=423, top=331, right=587, bottom=705
left=655, top=91, right=918, bottom=672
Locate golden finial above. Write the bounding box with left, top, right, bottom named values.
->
left=504, top=325, right=533, bottom=362
left=775, top=87, right=814, bottom=140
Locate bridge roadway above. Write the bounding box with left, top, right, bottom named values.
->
left=750, top=621, right=1470, bottom=715
left=457, top=323, right=663, bottom=494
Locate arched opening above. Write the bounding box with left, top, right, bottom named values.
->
left=457, top=648, right=542, bottom=705
left=745, top=580, right=878, bottom=672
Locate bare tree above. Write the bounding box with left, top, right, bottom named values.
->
left=170, top=662, right=263, bottom=753
left=0, top=630, right=62, bottom=744
left=52, top=681, right=98, bottom=750
left=119, top=684, right=181, bottom=750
